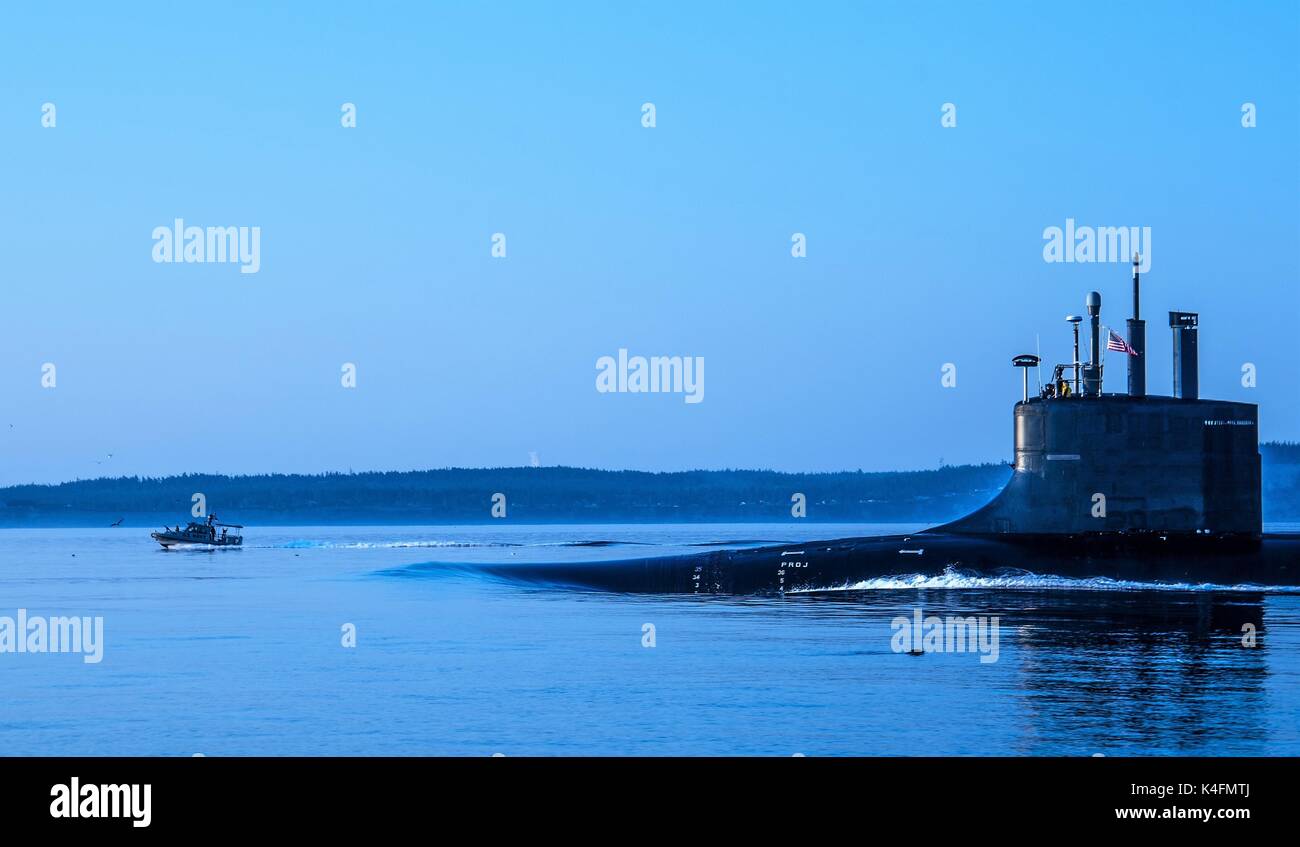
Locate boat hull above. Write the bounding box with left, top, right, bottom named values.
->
left=151, top=532, right=242, bottom=549
left=458, top=532, right=1300, bottom=594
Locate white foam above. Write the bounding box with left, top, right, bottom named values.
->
left=276, top=540, right=513, bottom=550
left=793, top=566, right=1300, bottom=594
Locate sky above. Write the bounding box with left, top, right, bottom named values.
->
left=0, top=1, right=1296, bottom=485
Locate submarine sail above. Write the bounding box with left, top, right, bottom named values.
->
left=939, top=291, right=1259, bottom=537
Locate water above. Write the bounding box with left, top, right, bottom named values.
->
left=2, top=523, right=1298, bottom=756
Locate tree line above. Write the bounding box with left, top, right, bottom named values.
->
left=3, top=443, right=1297, bottom=526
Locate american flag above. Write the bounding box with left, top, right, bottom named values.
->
left=1107, top=329, right=1138, bottom=356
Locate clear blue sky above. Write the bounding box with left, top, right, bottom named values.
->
left=1, top=1, right=1296, bottom=485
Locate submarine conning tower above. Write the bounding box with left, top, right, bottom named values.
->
left=939, top=260, right=1261, bottom=537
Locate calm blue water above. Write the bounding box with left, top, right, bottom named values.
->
left=2, top=523, right=1298, bottom=756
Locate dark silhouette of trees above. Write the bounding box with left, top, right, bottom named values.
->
left=3, top=444, right=1295, bottom=526
left=0, top=464, right=1011, bottom=526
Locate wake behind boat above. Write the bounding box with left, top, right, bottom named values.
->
left=151, top=514, right=243, bottom=548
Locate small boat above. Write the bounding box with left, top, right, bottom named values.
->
left=151, top=514, right=243, bottom=548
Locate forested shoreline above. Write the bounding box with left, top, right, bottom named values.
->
left=3, top=442, right=1298, bottom=527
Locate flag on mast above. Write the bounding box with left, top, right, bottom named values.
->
left=1107, top=329, right=1138, bottom=356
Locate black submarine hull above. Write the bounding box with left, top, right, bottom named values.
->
left=461, top=532, right=1300, bottom=594
left=448, top=283, right=1297, bottom=595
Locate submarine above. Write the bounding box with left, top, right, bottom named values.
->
left=473, top=254, right=1300, bottom=593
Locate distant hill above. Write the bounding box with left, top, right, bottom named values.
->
left=1262, top=441, right=1300, bottom=523
left=2, top=443, right=1298, bottom=527
left=0, top=464, right=1013, bottom=527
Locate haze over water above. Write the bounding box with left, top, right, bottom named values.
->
left=3, top=523, right=1297, bottom=756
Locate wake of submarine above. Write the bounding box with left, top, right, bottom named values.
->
left=470, top=255, right=1300, bottom=593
